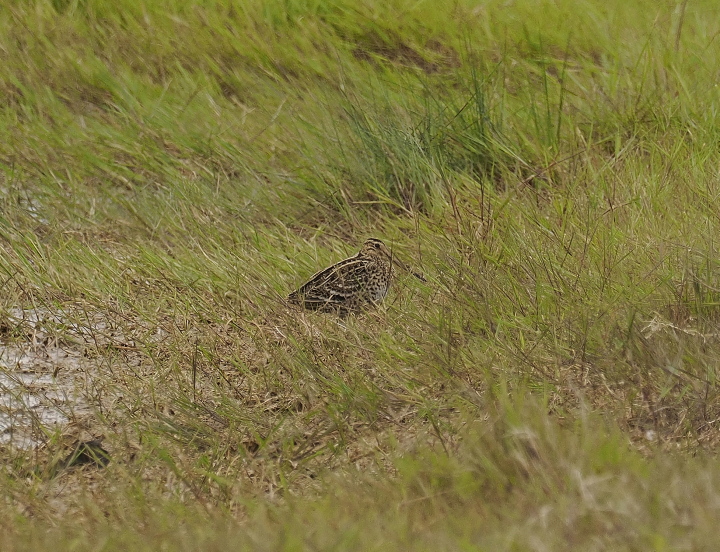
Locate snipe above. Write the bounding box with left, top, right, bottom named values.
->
left=288, top=238, right=424, bottom=315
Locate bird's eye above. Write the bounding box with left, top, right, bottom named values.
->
left=374, top=243, right=380, bottom=248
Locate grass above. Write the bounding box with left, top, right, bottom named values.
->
left=1, top=0, right=720, bottom=549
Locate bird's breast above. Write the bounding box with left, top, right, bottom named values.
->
left=367, top=284, right=389, bottom=302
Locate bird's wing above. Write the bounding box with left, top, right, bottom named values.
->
left=289, top=257, right=370, bottom=307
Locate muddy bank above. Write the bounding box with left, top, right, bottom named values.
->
left=0, top=308, right=103, bottom=449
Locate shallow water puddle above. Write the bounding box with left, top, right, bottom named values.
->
left=0, top=308, right=94, bottom=449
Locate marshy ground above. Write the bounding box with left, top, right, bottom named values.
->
left=2, top=0, right=720, bottom=549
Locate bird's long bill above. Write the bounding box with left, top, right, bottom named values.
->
left=390, top=253, right=427, bottom=282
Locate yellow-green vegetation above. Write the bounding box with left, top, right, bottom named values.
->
left=2, top=0, right=720, bottom=549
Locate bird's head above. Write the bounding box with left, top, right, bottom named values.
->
left=360, top=238, right=426, bottom=282
left=360, top=238, right=391, bottom=258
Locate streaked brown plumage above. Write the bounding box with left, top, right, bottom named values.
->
left=288, top=238, right=423, bottom=315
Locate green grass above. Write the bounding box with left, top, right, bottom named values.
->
left=2, top=0, right=720, bottom=549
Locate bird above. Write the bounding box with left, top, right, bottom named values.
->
left=288, top=238, right=425, bottom=316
